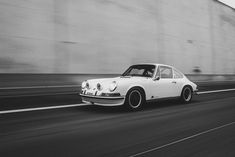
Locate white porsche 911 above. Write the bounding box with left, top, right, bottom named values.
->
left=80, top=63, right=198, bottom=110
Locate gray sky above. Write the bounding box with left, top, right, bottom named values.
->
left=218, top=0, right=235, bottom=9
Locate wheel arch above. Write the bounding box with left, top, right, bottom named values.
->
left=182, top=84, right=193, bottom=92
left=126, top=85, right=146, bottom=101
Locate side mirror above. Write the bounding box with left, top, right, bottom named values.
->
left=153, top=76, right=160, bottom=81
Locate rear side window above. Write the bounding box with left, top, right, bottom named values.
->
left=160, top=66, right=173, bottom=79
left=173, top=69, right=184, bottom=79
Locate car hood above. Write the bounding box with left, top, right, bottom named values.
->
left=86, top=76, right=150, bottom=90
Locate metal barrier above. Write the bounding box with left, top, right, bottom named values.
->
left=0, top=73, right=235, bottom=98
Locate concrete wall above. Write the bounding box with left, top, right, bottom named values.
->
left=0, top=0, right=235, bottom=74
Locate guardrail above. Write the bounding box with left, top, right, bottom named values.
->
left=1, top=73, right=235, bottom=88
left=0, top=73, right=235, bottom=98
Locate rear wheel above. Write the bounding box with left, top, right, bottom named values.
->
left=125, top=88, right=145, bottom=110
left=181, top=86, right=192, bottom=103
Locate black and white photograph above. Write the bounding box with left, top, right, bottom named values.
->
left=0, top=0, right=235, bottom=156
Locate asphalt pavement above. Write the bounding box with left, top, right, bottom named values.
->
left=1, top=81, right=235, bottom=111
left=0, top=88, right=235, bottom=157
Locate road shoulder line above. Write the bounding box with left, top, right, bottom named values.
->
left=0, top=103, right=88, bottom=114
left=197, top=88, right=235, bottom=94
left=1, top=88, right=235, bottom=114
left=129, top=121, right=235, bottom=157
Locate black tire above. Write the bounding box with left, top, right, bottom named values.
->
left=180, top=86, right=193, bottom=103
left=125, top=88, right=145, bottom=111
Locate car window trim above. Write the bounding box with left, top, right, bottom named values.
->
left=159, top=66, right=173, bottom=79
left=173, top=68, right=184, bottom=79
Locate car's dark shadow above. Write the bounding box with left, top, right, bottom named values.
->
left=75, top=105, right=128, bottom=114
left=76, top=98, right=199, bottom=114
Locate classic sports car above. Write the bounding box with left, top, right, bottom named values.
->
left=80, top=63, right=198, bottom=110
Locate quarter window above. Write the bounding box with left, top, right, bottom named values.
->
left=173, top=69, right=183, bottom=79
left=160, top=66, right=173, bottom=79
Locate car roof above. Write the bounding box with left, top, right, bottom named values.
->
left=130, top=63, right=185, bottom=75
left=133, top=63, right=174, bottom=68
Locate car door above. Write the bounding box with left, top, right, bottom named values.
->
left=151, top=66, right=175, bottom=98
left=171, top=68, right=185, bottom=97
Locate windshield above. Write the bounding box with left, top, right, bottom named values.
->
left=121, top=64, right=156, bottom=78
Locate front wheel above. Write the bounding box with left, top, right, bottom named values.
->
left=125, top=88, right=145, bottom=111
left=180, top=86, right=193, bottom=103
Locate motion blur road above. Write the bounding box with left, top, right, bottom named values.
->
left=0, top=84, right=235, bottom=156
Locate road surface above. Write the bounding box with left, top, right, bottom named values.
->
left=0, top=86, right=234, bottom=156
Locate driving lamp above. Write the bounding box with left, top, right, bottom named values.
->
left=109, top=81, right=117, bottom=92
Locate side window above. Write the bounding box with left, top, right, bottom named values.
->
left=173, top=69, right=183, bottom=79
left=160, top=66, right=173, bottom=79
left=129, top=68, right=144, bottom=75
left=144, top=67, right=155, bottom=77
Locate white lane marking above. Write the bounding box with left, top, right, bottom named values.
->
left=0, top=103, right=89, bottom=114
left=0, top=88, right=235, bottom=114
left=0, top=85, right=81, bottom=90
left=197, top=88, right=235, bottom=94
left=1, top=88, right=235, bottom=98
left=129, top=121, right=235, bottom=157
left=195, top=80, right=235, bottom=83
left=0, top=92, right=78, bottom=98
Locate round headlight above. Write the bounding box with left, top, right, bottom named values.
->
left=109, top=81, right=117, bottom=92
left=81, top=81, right=87, bottom=89
left=86, top=82, right=90, bottom=89
left=97, top=83, right=102, bottom=91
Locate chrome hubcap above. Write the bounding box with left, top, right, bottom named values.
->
left=183, top=88, right=192, bottom=101
left=129, top=90, right=142, bottom=108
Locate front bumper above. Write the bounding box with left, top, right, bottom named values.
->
left=80, top=94, right=125, bottom=106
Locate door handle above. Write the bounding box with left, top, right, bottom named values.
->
left=172, top=81, right=177, bottom=84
